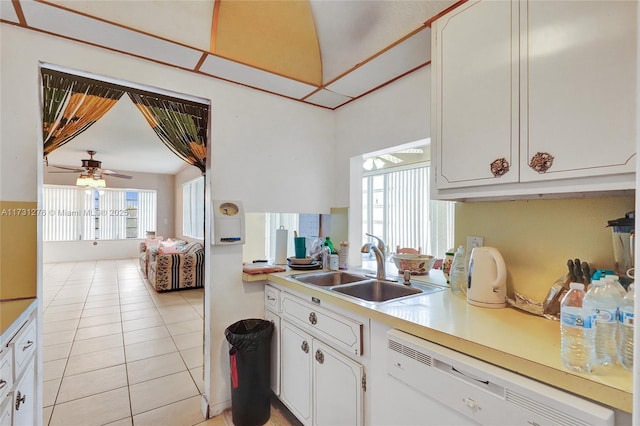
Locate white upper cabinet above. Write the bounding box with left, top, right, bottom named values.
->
left=431, top=0, right=637, bottom=200
left=433, top=0, right=520, bottom=189
left=520, top=0, right=637, bottom=182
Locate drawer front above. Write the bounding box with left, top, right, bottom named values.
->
left=0, top=348, right=12, bottom=401
left=281, top=293, right=363, bottom=356
left=264, top=285, right=281, bottom=313
left=8, top=320, right=36, bottom=378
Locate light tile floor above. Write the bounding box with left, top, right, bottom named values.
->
left=42, top=258, right=296, bottom=426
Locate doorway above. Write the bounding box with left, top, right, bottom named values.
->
left=38, top=64, right=211, bottom=424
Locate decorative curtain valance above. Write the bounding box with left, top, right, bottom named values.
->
left=42, top=69, right=125, bottom=156
left=127, top=92, right=208, bottom=174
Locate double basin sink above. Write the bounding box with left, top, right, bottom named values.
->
left=291, top=271, right=444, bottom=303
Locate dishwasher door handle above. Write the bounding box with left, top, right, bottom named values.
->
left=450, top=365, right=490, bottom=385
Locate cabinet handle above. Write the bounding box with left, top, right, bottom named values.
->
left=15, top=391, right=26, bottom=411
left=301, top=341, right=309, bottom=353
left=0, top=379, right=6, bottom=390
left=315, top=349, right=324, bottom=364
left=267, top=296, right=276, bottom=302
left=529, top=152, right=554, bottom=173
left=309, top=312, right=317, bottom=325
left=490, top=158, right=510, bottom=177
left=22, top=340, right=34, bottom=351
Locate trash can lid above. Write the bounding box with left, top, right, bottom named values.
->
left=225, top=319, right=273, bottom=351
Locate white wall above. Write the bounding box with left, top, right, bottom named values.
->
left=334, top=67, right=431, bottom=266
left=333, top=67, right=431, bottom=207
left=0, top=23, right=334, bottom=418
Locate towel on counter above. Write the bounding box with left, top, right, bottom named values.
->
left=242, top=263, right=286, bottom=275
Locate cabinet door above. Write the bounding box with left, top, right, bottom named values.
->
left=0, top=348, right=12, bottom=402
left=12, top=357, right=35, bottom=426
left=520, top=0, right=637, bottom=182
left=312, top=341, right=364, bottom=426
left=280, top=321, right=312, bottom=426
left=264, top=311, right=280, bottom=396
left=433, top=0, right=520, bottom=189
left=0, top=395, right=11, bottom=426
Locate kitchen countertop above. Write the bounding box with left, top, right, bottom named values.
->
left=1, top=298, right=37, bottom=336
left=266, top=267, right=633, bottom=413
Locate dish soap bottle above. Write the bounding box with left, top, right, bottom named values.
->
left=449, top=246, right=467, bottom=295
left=325, top=237, right=337, bottom=254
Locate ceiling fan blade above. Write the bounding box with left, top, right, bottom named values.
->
left=51, top=165, right=86, bottom=172
left=102, top=169, right=132, bottom=179
left=47, top=170, right=82, bottom=173
left=106, top=173, right=133, bottom=179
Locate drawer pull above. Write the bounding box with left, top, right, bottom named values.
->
left=0, top=379, right=6, bottom=390
left=315, top=349, right=324, bottom=364
left=22, top=340, right=34, bottom=351
left=309, top=312, right=317, bottom=325
left=301, top=341, right=309, bottom=353
left=267, top=296, right=276, bottom=302
left=15, top=391, right=26, bottom=411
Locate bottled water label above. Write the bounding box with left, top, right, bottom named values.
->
left=561, top=306, right=596, bottom=329
left=594, top=307, right=617, bottom=324
left=618, top=309, right=634, bottom=327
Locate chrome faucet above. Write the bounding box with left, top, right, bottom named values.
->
left=361, top=233, right=386, bottom=280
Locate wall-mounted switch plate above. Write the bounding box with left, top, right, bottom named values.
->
left=467, top=236, right=484, bottom=253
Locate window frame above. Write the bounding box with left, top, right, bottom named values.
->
left=182, top=176, right=205, bottom=240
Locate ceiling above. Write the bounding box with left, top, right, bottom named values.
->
left=1, top=0, right=459, bottom=175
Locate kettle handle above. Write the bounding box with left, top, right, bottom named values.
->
left=488, top=248, right=507, bottom=290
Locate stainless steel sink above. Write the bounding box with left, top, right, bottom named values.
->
left=331, top=280, right=425, bottom=302
left=291, top=271, right=369, bottom=287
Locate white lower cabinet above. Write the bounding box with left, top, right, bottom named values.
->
left=280, top=319, right=364, bottom=426
left=11, top=358, right=35, bottom=426
left=280, top=321, right=312, bottom=424
left=264, top=310, right=281, bottom=396
left=0, top=304, right=38, bottom=426
left=312, top=339, right=363, bottom=426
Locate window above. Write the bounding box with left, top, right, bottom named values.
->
left=183, top=177, right=204, bottom=239
left=42, top=185, right=157, bottom=241
left=362, top=145, right=454, bottom=258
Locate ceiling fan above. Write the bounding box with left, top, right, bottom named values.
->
left=49, top=150, right=132, bottom=180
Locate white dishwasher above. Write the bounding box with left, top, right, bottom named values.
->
left=386, top=329, right=615, bottom=426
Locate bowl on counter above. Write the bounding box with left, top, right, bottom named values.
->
left=392, top=253, right=436, bottom=275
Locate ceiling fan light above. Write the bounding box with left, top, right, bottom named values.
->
left=362, top=158, right=374, bottom=171
left=76, top=176, right=106, bottom=188
left=76, top=176, right=91, bottom=187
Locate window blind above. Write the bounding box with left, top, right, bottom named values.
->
left=43, top=185, right=156, bottom=241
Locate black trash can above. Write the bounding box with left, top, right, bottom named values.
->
left=225, top=319, right=274, bottom=426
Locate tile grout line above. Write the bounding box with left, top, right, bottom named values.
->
left=43, top=259, right=210, bottom=425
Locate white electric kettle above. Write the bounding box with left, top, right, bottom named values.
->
left=467, top=247, right=507, bottom=308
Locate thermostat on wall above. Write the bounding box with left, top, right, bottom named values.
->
left=212, top=200, right=245, bottom=245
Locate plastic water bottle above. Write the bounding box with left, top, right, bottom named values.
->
left=560, top=282, right=596, bottom=373
left=583, top=277, right=622, bottom=368
left=449, top=246, right=466, bottom=295
left=618, top=284, right=634, bottom=371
